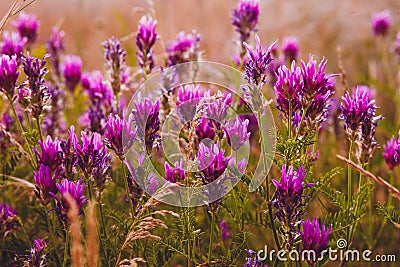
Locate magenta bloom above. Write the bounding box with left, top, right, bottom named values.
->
left=75, top=131, right=111, bottom=183
left=34, top=164, right=59, bottom=206
left=60, top=126, right=78, bottom=180
left=274, top=62, right=303, bottom=118
left=51, top=178, right=87, bottom=225
left=176, top=84, right=204, bottom=122
left=166, top=31, right=201, bottom=66
left=340, top=86, right=378, bottom=138
left=0, top=31, right=26, bottom=57
left=272, top=165, right=314, bottom=248
left=198, top=142, right=231, bottom=183
left=12, top=12, right=39, bottom=46
left=103, top=37, right=126, bottom=95
left=301, top=218, right=331, bottom=256
left=220, top=219, right=230, bottom=241
left=62, top=55, right=82, bottom=93
left=81, top=71, right=113, bottom=104
left=372, top=10, right=391, bottom=37
left=136, top=15, right=158, bottom=74
left=105, top=113, right=137, bottom=160
left=224, top=117, right=250, bottom=151
left=25, top=238, right=47, bottom=267
left=382, top=134, right=400, bottom=170
left=243, top=34, right=275, bottom=86
left=0, top=203, right=18, bottom=238
left=35, top=135, right=63, bottom=172
left=46, top=27, right=65, bottom=78
left=282, top=36, right=299, bottom=62
left=0, top=54, right=19, bottom=99
left=132, top=94, right=160, bottom=153
left=231, top=0, right=259, bottom=44
left=164, top=159, right=185, bottom=183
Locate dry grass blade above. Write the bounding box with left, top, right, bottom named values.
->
left=65, top=194, right=85, bottom=267
left=0, top=0, right=36, bottom=34
left=337, top=154, right=400, bottom=200
left=86, top=202, right=99, bottom=267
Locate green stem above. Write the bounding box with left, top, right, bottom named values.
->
left=288, top=101, right=292, bottom=139
left=36, top=116, right=43, bottom=141
left=98, top=192, right=111, bottom=266
left=346, top=140, right=353, bottom=244
left=9, top=97, right=36, bottom=169
left=121, top=160, right=135, bottom=218
left=257, top=111, right=281, bottom=250
left=208, top=211, right=215, bottom=265
left=46, top=209, right=61, bottom=265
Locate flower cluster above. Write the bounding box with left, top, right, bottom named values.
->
left=80, top=71, right=114, bottom=133
left=104, top=113, right=137, bottom=160
left=0, top=54, right=19, bottom=100
left=75, top=131, right=111, bottom=192
left=231, top=0, right=259, bottom=45
left=371, top=10, right=391, bottom=37
left=50, top=178, right=87, bottom=226
left=132, top=95, right=161, bottom=154
left=34, top=164, right=59, bottom=206
left=20, top=54, right=49, bottom=118
left=164, top=159, right=185, bottom=183
left=340, top=86, right=382, bottom=164
left=46, top=27, right=65, bottom=79
left=103, top=37, right=126, bottom=96
left=24, top=238, right=47, bottom=267
left=244, top=249, right=265, bottom=267
left=12, top=12, right=39, bottom=47
left=136, top=15, right=158, bottom=75
left=281, top=36, right=299, bottom=62
left=382, top=133, right=400, bottom=170
left=176, top=84, right=204, bottom=122
left=272, top=165, right=313, bottom=248
left=62, top=54, right=82, bottom=93
left=224, top=117, right=250, bottom=151
left=166, top=31, right=201, bottom=66
left=0, top=203, right=18, bottom=238
left=301, top=218, right=331, bottom=261
left=0, top=31, right=27, bottom=57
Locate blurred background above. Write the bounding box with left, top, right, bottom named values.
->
left=1, top=0, right=399, bottom=82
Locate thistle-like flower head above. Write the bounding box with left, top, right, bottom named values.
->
left=165, top=159, right=185, bottom=183
left=224, top=117, right=250, bottom=151
left=136, top=15, right=158, bottom=74
left=0, top=54, right=19, bottom=99
left=62, top=54, right=82, bottom=93
left=12, top=12, right=39, bottom=46
left=231, top=0, right=259, bottom=44
left=282, top=36, right=299, bottom=62
left=372, top=10, right=391, bottom=37
left=0, top=31, right=27, bottom=57
left=34, top=164, right=59, bottom=206
left=166, top=31, right=201, bottom=66
left=301, top=218, right=331, bottom=255
left=382, top=134, right=400, bottom=170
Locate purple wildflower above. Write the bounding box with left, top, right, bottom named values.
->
left=104, top=113, right=137, bottom=160
left=165, top=159, right=185, bottom=183
left=60, top=126, right=78, bottom=180
left=136, top=15, right=158, bottom=75
left=21, top=54, right=49, bottom=119
left=382, top=134, right=400, bottom=170
left=340, top=86, right=378, bottom=139
left=243, top=34, right=275, bottom=86
left=231, top=0, right=259, bottom=44
left=301, top=218, right=331, bottom=260
left=43, top=84, right=66, bottom=137
left=50, top=178, right=87, bottom=225
left=24, top=238, right=47, bottom=267
left=224, top=117, right=250, bottom=151
left=46, top=27, right=65, bottom=79
left=282, top=36, right=299, bottom=62
left=12, top=12, right=39, bottom=46
left=75, top=131, right=111, bottom=191
left=195, top=118, right=216, bottom=150
left=62, top=54, right=82, bottom=93
left=204, top=91, right=233, bottom=123
left=372, top=10, right=391, bottom=37
left=166, top=31, right=201, bottom=66
left=132, top=94, right=160, bottom=154
left=272, top=165, right=313, bottom=248
left=176, top=84, right=204, bottom=122
left=103, top=37, right=126, bottom=95
left=274, top=62, right=303, bottom=119
left=35, top=135, right=63, bottom=172
left=220, top=219, right=230, bottom=241
left=34, top=164, right=59, bottom=206
left=126, top=173, right=144, bottom=211
left=198, top=142, right=231, bottom=183
left=0, top=54, right=19, bottom=100
left=0, top=203, right=18, bottom=238
left=0, top=31, right=26, bottom=57
left=244, top=249, right=265, bottom=267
